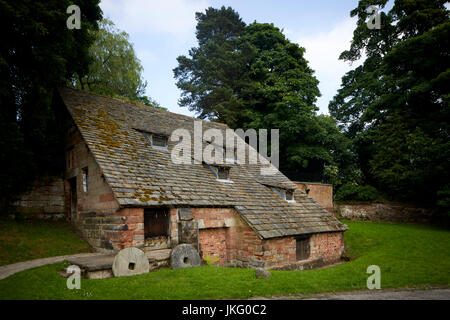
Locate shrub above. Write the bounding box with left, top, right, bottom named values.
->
left=203, top=255, right=219, bottom=266
left=335, top=183, right=379, bottom=202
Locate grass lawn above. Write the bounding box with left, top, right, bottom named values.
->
left=0, top=220, right=449, bottom=299
left=0, top=219, right=93, bottom=266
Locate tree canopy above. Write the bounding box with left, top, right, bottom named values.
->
left=0, top=0, right=102, bottom=209
left=73, top=19, right=163, bottom=108
left=329, top=0, right=449, bottom=211
left=174, top=6, right=352, bottom=179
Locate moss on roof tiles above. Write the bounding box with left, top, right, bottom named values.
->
left=59, top=87, right=347, bottom=238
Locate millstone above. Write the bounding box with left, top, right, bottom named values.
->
left=170, top=244, right=201, bottom=269
left=112, top=247, right=149, bottom=277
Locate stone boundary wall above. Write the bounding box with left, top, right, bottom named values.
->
left=334, top=202, right=434, bottom=223
left=14, top=176, right=65, bottom=219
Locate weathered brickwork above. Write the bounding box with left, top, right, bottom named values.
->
left=65, top=125, right=132, bottom=252
left=63, top=119, right=344, bottom=263
left=116, top=208, right=144, bottom=249
left=179, top=207, right=345, bottom=269
left=296, top=182, right=333, bottom=213
left=198, top=228, right=228, bottom=264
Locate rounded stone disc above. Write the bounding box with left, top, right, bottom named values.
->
left=170, top=244, right=201, bottom=269
left=112, top=247, right=150, bottom=277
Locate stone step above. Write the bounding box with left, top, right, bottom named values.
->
left=65, top=249, right=172, bottom=279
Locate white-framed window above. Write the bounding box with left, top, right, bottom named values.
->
left=151, top=134, right=168, bottom=149
left=82, top=167, right=88, bottom=193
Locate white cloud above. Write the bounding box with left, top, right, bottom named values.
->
left=100, top=0, right=210, bottom=37
left=295, top=18, right=362, bottom=114
left=136, top=49, right=157, bottom=64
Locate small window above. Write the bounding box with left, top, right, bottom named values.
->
left=217, top=167, right=230, bottom=180
left=209, top=165, right=232, bottom=182
left=82, top=167, right=88, bottom=193
left=67, top=147, right=75, bottom=169
left=286, top=190, right=294, bottom=202
left=296, top=236, right=310, bottom=261
left=271, top=187, right=295, bottom=202
left=137, top=129, right=168, bottom=150
left=152, top=134, right=168, bottom=148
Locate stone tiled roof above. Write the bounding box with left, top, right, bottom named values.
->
left=60, top=88, right=347, bottom=239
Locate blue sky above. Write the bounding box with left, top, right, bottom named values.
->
left=100, top=0, right=362, bottom=116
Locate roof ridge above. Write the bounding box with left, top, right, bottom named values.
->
left=60, top=86, right=229, bottom=128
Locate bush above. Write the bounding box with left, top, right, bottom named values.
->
left=437, top=185, right=450, bottom=217
left=335, top=183, right=379, bottom=202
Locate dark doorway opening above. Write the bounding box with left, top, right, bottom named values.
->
left=144, top=208, right=170, bottom=250
left=296, top=235, right=311, bottom=261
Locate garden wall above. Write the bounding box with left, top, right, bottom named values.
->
left=334, top=202, right=434, bottom=223
left=13, top=176, right=65, bottom=219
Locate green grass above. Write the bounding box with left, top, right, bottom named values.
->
left=0, top=219, right=93, bottom=265
left=0, top=221, right=449, bottom=299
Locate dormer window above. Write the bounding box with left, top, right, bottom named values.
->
left=151, top=134, right=168, bottom=149
left=217, top=167, right=230, bottom=180
left=272, top=187, right=295, bottom=202
left=286, top=190, right=294, bottom=202
left=208, top=165, right=233, bottom=183
left=138, top=129, right=168, bottom=150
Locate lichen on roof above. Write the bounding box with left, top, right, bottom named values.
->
left=59, top=87, right=347, bottom=238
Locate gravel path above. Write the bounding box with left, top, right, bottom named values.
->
left=251, top=287, right=450, bottom=300
left=0, top=253, right=102, bottom=280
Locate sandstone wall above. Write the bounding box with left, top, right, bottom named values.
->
left=168, top=207, right=345, bottom=270
left=334, top=202, right=433, bottom=223
left=296, top=182, right=333, bottom=212
left=65, top=126, right=124, bottom=252
left=14, top=176, right=65, bottom=219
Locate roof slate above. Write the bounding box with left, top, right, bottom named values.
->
left=60, top=88, right=347, bottom=239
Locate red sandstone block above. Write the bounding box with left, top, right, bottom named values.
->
left=128, top=208, right=143, bottom=216
left=125, top=216, right=143, bottom=224
left=99, top=193, right=115, bottom=202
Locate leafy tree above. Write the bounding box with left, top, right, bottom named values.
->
left=174, top=6, right=247, bottom=125
left=73, top=19, right=163, bottom=109
left=175, top=7, right=351, bottom=178
left=330, top=0, right=449, bottom=209
left=0, top=0, right=102, bottom=210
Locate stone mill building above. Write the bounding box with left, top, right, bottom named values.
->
left=18, top=87, right=348, bottom=270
